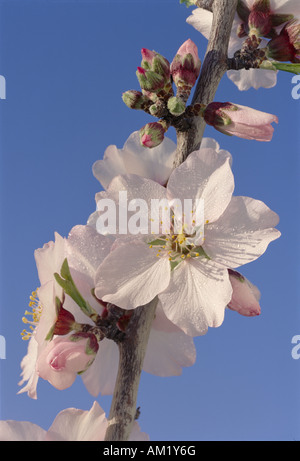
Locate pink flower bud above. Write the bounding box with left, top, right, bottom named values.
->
left=170, top=39, right=201, bottom=89
left=122, top=90, right=151, bottom=110
left=141, top=48, right=157, bottom=68
left=203, top=102, right=278, bottom=142
left=227, top=269, right=261, bottom=317
left=141, top=49, right=170, bottom=81
left=139, top=122, right=166, bottom=148
left=36, top=333, right=99, bottom=390
left=136, top=67, right=165, bottom=93
left=267, top=21, right=300, bottom=63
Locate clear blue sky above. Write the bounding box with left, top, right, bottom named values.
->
left=0, top=0, right=299, bottom=441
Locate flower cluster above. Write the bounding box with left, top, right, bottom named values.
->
left=122, top=39, right=278, bottom=146
left=1, top=2, right=289, bottom=440
left=122, top=39, right=201, bottom=148
left=187, top=0, right=300, bottom=90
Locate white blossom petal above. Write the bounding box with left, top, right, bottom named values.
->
left=0, top=420, right=46, bottom=441
left=47, top=401, right=107, bottom=441
left=144, top=324, right=196, bottom=376
left=93, top=131, right=176, bottom=189
left=203, top=196, right=281, bottom=268
left=81, top=338, right=119, bottom=396
left=167, top=148, right=234, bottom=224
left=227, top=68, right=278, bottom=91
left=159, top=259, right=232, bottom=337
left=66, top=225, right=114, bottom=277
left=34, top=232, right=66, bottom=287
left=18, top=336, right=39, bottom=399
left=95, top=240, right=171, bottom=309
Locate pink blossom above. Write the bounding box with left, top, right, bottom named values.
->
left=139, top=122, right=166, bottom=148
left=36, top=333, right=98, bottom=391
left=170, top=39, right=201, bottom=88
left=228, top=269, right=261, bottom=317
left=204, top=102, right=278, bottom=141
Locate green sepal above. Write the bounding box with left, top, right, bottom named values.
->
left=54, top=258, right=97, bottom=320
left=44, top=296, right=62, bottom=341
left=271, top=61, right=300, bottom=74
left=45, top=324, right=55, bottom=341
left=192, top=246, right=211, bottom=260
left=148, top=238, right=167, bottom=246
left=179, top=0, right=197, bottom=7
left=170, top=259, right=182, bottom=271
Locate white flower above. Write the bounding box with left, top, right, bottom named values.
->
left=19, top=225, right=196, bottom=398
left=92, top=130, right=230, bottom=189
left=18, top=226, right=115, bottom=398
left=92, top=146, right=280, bottom=337
left=187, top=1, right=300, bottom=90
left=0, top=402, right=149, bottom=441
left=93, top=131, right=176, bottom=188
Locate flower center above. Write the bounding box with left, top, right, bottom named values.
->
left=21, top=290, right=43, bottom=340
left=148, top=226, right=210, bottom=270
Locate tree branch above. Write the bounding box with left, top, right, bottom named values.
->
left=104, top=0, right=238, bottom=442
left=196, top=0, right=214, bottom=12
left=104, top=297, right=158, bottom=441
left=173, top=0, right=238, bottom=167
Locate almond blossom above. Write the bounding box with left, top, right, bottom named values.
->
left=0, top=402, right=149, bottom=441
left=203, top=102, right=278, bottom=141
left=92, top=130, right=230, bottom=189
left=91, top=145, right=280, bottom=337
left=227, top=269, right=261, bottom=317
left=19, top=225, right=196, bottom=398
left=187, top=1, right=300, bottom=90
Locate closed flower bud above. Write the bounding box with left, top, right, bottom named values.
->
left=122, top=90, right=151, bottom=110
left=203, top=101, right=278, bottom=141
left=167, top=96, right=186, bottom=116
left=267, top=21, right=300, bottom=63
left=36, top=332, right=99, bottom=391
left=227, top=269, right=261, bottom=317
left=139, top=122, right=166, bottom=148
left=141, top=48, right=170, bottom=83
left=170, top=39, right=201, bottom=90
left=136, top=67, right=165, bottom=93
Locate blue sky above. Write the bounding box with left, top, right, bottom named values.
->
left=0, top=0, right=299, bottom=441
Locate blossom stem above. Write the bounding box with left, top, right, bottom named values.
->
left=104, top=297, right=158, bottom=441
left=173, top=0, right=238, bottom=167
